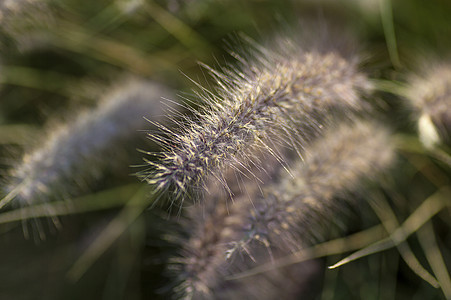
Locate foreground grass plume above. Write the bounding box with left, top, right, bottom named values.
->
left=172, top=119, right=395, bottom=299
left=1, top=79, right=174, bottom=211
left=404, top=62, right=451, bottom=148
left=145, top=32, right=373, bottom=201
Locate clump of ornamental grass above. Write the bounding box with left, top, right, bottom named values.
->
left=403, top=61, right=451, bottom=148
left=144, top=30, right=373, bottom=203
left=0, top=79, right=175, bottom=227
left=170, top=119, right=395, bottom=299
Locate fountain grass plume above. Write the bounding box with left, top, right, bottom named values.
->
left=173, top=119, right=395, bottom=298
left=173, top=190, right=321, bottom=300
left=1, top=79, right=175, bottom=214
left=169, top=153, right=307, bottom=299
left=404, top=61, right=451, bottom=148
left=243, top=120, right=395, bottom=251
left=145, top=31, right=373, bottom=203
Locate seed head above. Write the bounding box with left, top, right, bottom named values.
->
left=2, top=79, right=174, bottom=212
left=146, top=34, right=372, bottom=202
left=171, top=154, right=312, bottom=299
left=405, top=62, right=451, bottom=147
left=250, top=120, right=395, bottom=250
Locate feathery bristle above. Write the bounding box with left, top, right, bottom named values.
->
left=2, top=79, right=174, bottom=211
left=146, top=33, right=372, bottom=201
left=405, top=62, right=451, bottom=147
